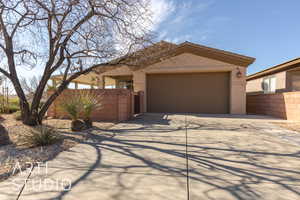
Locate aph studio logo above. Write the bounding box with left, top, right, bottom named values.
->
left=10, top=161, right=72, bottom=192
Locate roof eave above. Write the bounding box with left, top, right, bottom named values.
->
left=177, top=42, right=255, bottom=67
left=247, top=58, right=300, bottom=81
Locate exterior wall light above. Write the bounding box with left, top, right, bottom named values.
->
left=236, top=67, right=242, bottom=78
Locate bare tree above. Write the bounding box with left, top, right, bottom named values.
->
left=0, top=0, right=154, bottom=125
left=21, top=76, right=47, bottom=104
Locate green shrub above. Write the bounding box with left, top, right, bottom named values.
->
left=8, top=104, right=20, bottom=113
left=22, top=126, right=60, bottom=147
left=59, top=96, right=83, bottom=131
left=59, top=97, right=82, bottom=121
left=9, top=97, right=19, bottom=106
left=0, top=97, right=20, bottom=113
left=13, top=111, right=22, bottom=121
left=80, top=92, right=102, bottom=127
left=59, top=91, right=102, bottom=130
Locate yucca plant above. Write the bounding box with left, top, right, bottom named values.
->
left=59, top=91, right=102, bottom=131
left=21, top=125, right=60, bottom=147
left=80, top=91, right=102, bottom=128
left=59, top=96, right=85, bottom=131
left=60, top=97, right=81, bottom=121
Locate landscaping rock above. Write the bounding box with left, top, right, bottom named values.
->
left=84, top=119, right=93, bottom=128
left=0, top=124, right=10, bottom=146
left=71, top=120, right=86, bottom=132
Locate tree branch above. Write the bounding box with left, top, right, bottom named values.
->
left=0, top=68, right=11, bottom=79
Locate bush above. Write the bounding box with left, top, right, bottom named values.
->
left=59, top=96, right=84, bottom=131
left=0, top=97, right=20, bottom=113
left=80, top=92, right=102, bottom=128
left=59, top=97, right=82, bottom=121
left=59, top=91, right=102, bottom=130
left=21, top=126, right=60, bottom=147
left=8, top=104, right=20, bottom=113
left=13, top=111, right=22, bottom=121
left=9, top=97, right=19, bottom=106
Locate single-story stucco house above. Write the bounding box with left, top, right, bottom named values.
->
left=51, top=41, right=255, bottom=118
left=247, top=57, right=300, bottom=94
left=246, top=58, right=300, bottom=120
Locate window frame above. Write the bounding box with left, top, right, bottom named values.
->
left=262, top=76, right=276, bottom=94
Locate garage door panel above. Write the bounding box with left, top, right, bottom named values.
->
left=147, top=73, right=229, bottom=114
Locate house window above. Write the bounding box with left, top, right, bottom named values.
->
left=262, top=76, right=276, bottom=93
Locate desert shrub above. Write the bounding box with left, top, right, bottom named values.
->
left=8, top=97, right=20, bottom=113
left=59, top=94, right=85, bottom=131
left=80, top=91, right=102, bottom=128
left=59, top=91, right=102, bottom=130
left=21, top=126, right=60, bottom=147
left=0, top=97, right=20, bottom=113
left=13, top=111, right=22, bottom=120
left=8, top=104, right=20, bottom=113
left=59, top=97, right=82, bottom=121
left=9, top=97, right=19, bottom=106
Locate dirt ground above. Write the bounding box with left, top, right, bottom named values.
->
left=0, top=114, right=115, bottom=182
left=272, top=121, right=300, bottom=133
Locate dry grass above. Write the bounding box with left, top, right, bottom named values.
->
left=0, top=114, right=115, bottom=182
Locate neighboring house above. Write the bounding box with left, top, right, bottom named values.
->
left=51, top=41, right=255, bottom=116
left=246, top=58, right=300, bottom=120
left=247, top=58, right=300, bottom=94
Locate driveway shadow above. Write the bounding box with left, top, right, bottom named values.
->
left=20, top=115, right=300, bottom=200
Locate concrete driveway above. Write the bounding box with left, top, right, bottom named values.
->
left=1, top=114, right=300, bottom=200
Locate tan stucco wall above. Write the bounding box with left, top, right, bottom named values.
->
left=246, top=71, right=287, bottom=94
left=100, top=53, right=247, bottom=114
left=98, top=66, right=133, bottom=88
left=231, top=67, right=246, bottom=114
left=287, top=70, right=300, bottom=91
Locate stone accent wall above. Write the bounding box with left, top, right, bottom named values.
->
left=47, top=89, right=134, bottom=122
left=246, top=92, right=300, bottom=120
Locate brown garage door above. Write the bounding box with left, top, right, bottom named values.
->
left=147, top=72, right=230, bottom=114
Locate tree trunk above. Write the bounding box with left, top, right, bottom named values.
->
left=38, top=81, right=69, bottom=122
left=21, top=108, right=42, bottom=126
left=22, top=115, right=41, bottom=126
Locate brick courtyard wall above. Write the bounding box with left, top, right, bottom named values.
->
left=246, top=91, right=300, bottom=121
left=47, top=89, right=134, bottom=122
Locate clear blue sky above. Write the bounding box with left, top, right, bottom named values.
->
left=154, top=0, right=300, bottom=75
